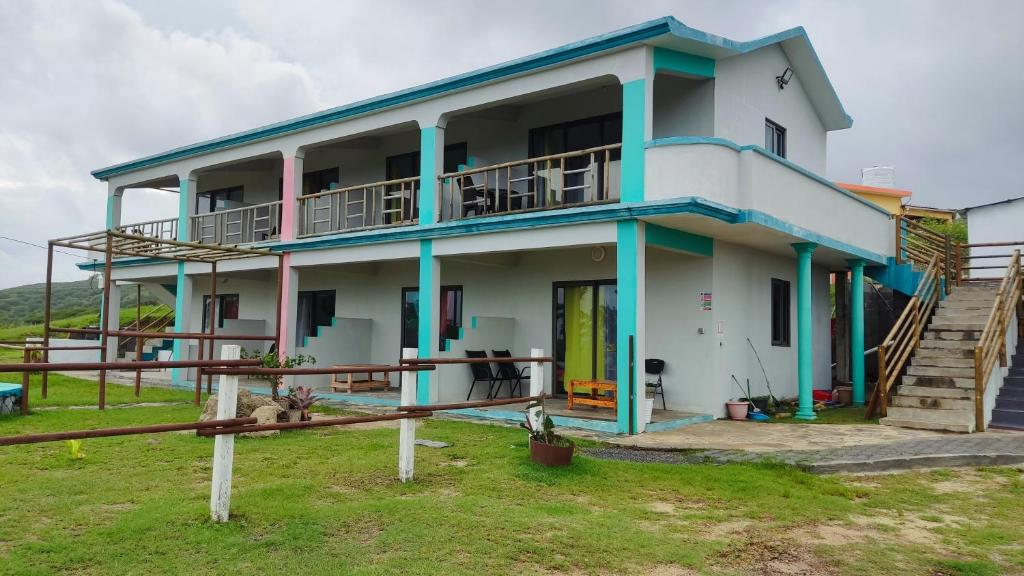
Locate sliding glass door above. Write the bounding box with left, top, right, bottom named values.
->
left=553, top=280, right=617, bottom=395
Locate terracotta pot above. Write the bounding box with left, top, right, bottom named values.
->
left=726, top=401, right=749, bottom=421
left=529, top=437, right=574, bottom=467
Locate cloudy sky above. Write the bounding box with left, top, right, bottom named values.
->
left=0, top=0, right=1021, bottom=288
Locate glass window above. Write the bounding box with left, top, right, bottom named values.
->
left=771, top=278, right=791, bottom=347
left=765, top=118, right=786, bottom=158
left=400, top=285, right=464, bottom=351
left=202, top=294, right=239, bottom=331
left=302, top=167, right=339, bottom=196
left=296, top=290, right=335, bottom=347
left=196, top=186, right=244, bottom=214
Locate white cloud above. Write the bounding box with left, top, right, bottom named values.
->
left=0, top=0, right=320, bottom=288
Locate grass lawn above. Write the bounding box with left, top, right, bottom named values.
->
left=769, top=406, right=880, bottom=425
left=1, top=372, right=199, bottom=408
left=0, top=305, right=165, bottom=342
left=0, top=400, right=1021, bottom=575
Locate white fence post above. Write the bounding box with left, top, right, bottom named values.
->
left=528, top=348, right=545, bottom=431
left=399, top=347, right=417, bottom=483
left=210, top=344, right=240, bottom=522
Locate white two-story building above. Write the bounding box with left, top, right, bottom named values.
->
left=83, top=17, right=893, bottom=434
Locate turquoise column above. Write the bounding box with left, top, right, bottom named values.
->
left=848, top=259, right=866, bottom=406
left=419, top=126, right=439, bottom=226
left=792, top=242, right=817, bottom=420
left=620, top=79, right=646, bottom=203
left=171, top=179, right=191, bottom=384
left=616, top=220, right=639, bottom=434
left=416, top=239, right=435, bottom=404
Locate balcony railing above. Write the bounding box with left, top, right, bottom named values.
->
left=116, top=217, right=178, bottom=241
left=438, top=144, right=621, bottom=221
left=191, top=201, right=281, bottom=245
left=297, top=176, right=419, bottom=238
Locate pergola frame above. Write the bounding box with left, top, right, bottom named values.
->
left=41, top=230, right=284, bottom=409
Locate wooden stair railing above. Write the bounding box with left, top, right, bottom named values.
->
left=868, top=254, right=941, bottom=419
left=973, top=250, right=1024, bottom=432
left=895, top=214, right=954, bottom=296
left=956, top=240, right=1024, bottom=286
left=117, top=305, right=175, bottom=357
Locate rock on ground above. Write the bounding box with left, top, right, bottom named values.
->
left=200, top=389, right=281, bottom=421
left=241, top=405, right=285, bottom=437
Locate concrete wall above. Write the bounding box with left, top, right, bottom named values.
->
left=652, top=74, right=714, bottom=139
left=714, top=45, right=827, bottom=175
left=965, top=199, right=1024, bottom=278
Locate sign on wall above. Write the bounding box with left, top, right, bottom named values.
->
left=699, top=291, right=713, bottom=311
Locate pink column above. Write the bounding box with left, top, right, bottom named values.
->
left=280, top=156, right=298, bottom=241
left=276, top=153, right=301, bottom=363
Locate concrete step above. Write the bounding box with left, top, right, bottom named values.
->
left=990, top=409, right=1024, bottom=428
left=907, top=365, right=975, bottom=378
left=901, top=374, right=975, bottom=389
left=998, top=386, right=1024, bottom=399
left=892, top=394, right=975, bottom=411
left=922, top=330, right=981, bottom=342
left=886, top=406, right=974, bottom=425
left=995, top=397, right=1024, bottom=411
left=930, top=321, right=987, bottom=331
left=911, top=355, right=974, bottom=368
left=919, top=339, right=977, bottom=350
left=931, top=313, right=992, bottom=324
left=879, top=417, right=973, bottom=433
left=914, top=347, right=974, bottom=359
left=939, top=299, right=994, bottom=308
left=897, top=385, right=973, bottom=399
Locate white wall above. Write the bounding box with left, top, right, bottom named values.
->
left=197, top=168, right=282, bottom=207
left=965, top=199, right=1024, bottom=278
left=714, top=45, right=827, bottom=174
left=653, top=74, right=714, bottom=139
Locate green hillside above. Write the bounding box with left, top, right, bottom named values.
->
left=0, top=278, right=162, bottom=327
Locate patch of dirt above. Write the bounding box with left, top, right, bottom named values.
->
left=931, top=468, right=1012, bottom=494
left=790, top=523, right=871, bottom=546
left=849, top=514, right=945, bottom=548
left=438, top=459, right=469, bottom=468
left=649, top=501, right=675, bottom=514
left=712, top=532, right=839, bottom=576
left=643, top=565, right=699, bottom=576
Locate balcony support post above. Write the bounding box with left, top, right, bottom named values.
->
left=792, top=242, right=818, bottom=420
left=419, top=123, right=445, bottom=225
left=106, top=184, right=124, bottom=230
left=281, top=151, right=304, bottom=241
left=848, top=259, right=867, bottom=406
left=616, top=220, right=646, bottom=434
left=621, top=76, right=650, bottom=203
left=171, top=174, right=197, bottom=385
left=417, top=239, right=440, bottom=404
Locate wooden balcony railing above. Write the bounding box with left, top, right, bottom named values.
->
left=116, top=218, right=178, bottom=241
left=191, top=201, right=281, bottom=245
left=973, top=250, right=1023, bottom=432
left=895, top=214, right=953, bottom=295
left=437, top=144, right=621, bottom=222
left=297, top=177, right=419, bottom=238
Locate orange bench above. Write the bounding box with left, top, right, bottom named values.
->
left=567, top=379, right=617, bottom=410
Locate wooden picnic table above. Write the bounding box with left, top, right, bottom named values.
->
left=330, top=365, right=391, bottom=393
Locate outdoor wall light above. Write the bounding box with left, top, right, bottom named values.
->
left=776, top=67, right=794, bottom=90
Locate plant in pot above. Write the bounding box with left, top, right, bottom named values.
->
left=643, top=384, right=657, bottom=425
left=285, top=386, right=320, bottom=422
left=521, top=398, right=574, bottom=466
left=240, top=348, right=315, bottom=402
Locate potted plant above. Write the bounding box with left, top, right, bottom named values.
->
left=522, top=398, right=574, bottom=466
left=240, top=348, right=315, bottom=402
left=285, top=386, right=320, bottom=421
left=725, top=399, right=749, bottom=421
left=643, top=384, right=657, bottom=425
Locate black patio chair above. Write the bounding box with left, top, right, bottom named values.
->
left=645, top=358, right=666, bottom=410
left=465, top=350, right=501, bottom=400
left=492, top=349, right=529, bottom=398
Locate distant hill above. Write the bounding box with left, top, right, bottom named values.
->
left=0, top=278, right=161, bottom=327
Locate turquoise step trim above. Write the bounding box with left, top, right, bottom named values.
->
left=865, top=258, right=922, bottom=297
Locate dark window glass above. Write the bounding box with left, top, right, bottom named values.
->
left=771, top=278, right=791, bottom=347
left=296, top=290, right=335, bottom=347
left=443, top=142, right=468, bottom=173
left=196, top=186, right=244, bottom=214
left=202, top=294, right=239, bottom=331
left=399, top=285, right=463, bottom=351
left=765, top=118, right=787, bottom=158
left=302, top=167, right=339, bottom=196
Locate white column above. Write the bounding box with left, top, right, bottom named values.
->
left=210, top=345, right=240, bottom=523
left=399, top=347, right=417, bottom=483
left=528, top=348, right=545, bottom=432
left=103, top=282, right=121, bottom=361
left=106, top=184, right=124, bottom=230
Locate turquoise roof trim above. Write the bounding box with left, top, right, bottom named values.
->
left=645, top=222, right=713, bottom=256
left=652, top=47, right=715, bottom=78
left=92, top=17, right=850, bottom=180
left=645, top=136, right=890, bottom=216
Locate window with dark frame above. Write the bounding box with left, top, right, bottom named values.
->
left=399, top=285, right=464, bottom=351
left=202, top=294, right=239, bottom=331
left=771, top=278, right=791, bottom=347
left=765, top=118, right=786, bottom=159
left=195, top=186, right=244, bottom=214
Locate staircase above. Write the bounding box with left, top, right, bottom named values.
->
left=991, top=340, right=1024, bottom=430
left=880, top=283, right=1001, bottom=433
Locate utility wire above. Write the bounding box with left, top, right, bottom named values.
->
left=0, top=235, right=95, bottom=261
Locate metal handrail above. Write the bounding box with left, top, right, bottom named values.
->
left=868, top=254, right=942, bottom=419
left=191, top=201, right=281, bottom=245
left=297, top=177, right=419, bottom=238
left=438, top=144, right=621, bottom=221
left=973, top=250, right=1023, bottom=432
